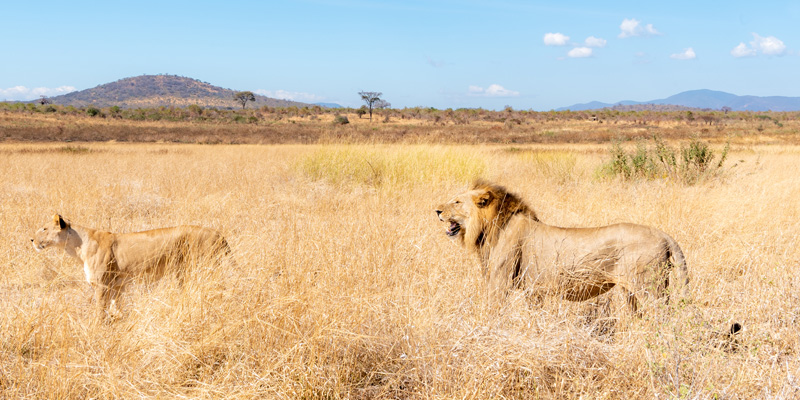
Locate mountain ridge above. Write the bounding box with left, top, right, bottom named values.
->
left=41, top=75, right=313, bottom=109
left=557, top=89, right=800, bottom=112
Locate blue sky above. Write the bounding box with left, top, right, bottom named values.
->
left=2, top=1, right=799, bottom=110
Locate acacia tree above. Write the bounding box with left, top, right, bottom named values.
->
left=233, top=91, right=256, bottom=109
left=358, top=91, right=389, bottom=122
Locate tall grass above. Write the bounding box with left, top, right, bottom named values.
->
left=504, top=148, right=578, bottom=184
left=298, top=145, right=486, bottom=188
left=1, top=142, right=799, bottom=398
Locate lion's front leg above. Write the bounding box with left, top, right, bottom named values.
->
left=486, top=247, right=522, bottom=307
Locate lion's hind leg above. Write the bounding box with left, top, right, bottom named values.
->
left=623, top=287, right=640, bottom=315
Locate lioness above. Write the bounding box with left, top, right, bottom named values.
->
left=435, top=182, right=689, bottom=312
left=31, top=214, right=231, bottom=320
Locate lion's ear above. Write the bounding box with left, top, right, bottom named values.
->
left=475, top=191, right=493, bottom=208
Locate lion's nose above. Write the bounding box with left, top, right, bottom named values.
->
left=30, top=238, right=33, bottom=242
left=435, top=209, right=442, bottom=217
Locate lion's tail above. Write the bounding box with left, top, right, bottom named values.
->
left=666, top=236, right=689, bottom=300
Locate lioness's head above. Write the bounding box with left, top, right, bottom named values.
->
left=31, top=214, right=71, bottom=252
left=435, top=181, right=536, bottom=249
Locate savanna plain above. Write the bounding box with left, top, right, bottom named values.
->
left=2, top=137, right=800, bottom=398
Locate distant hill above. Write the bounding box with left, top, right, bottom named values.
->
left=314, top=102, right=343, bottom=108
left=557, top=89, right=800, bottom=112
left=606, top=104, right=700, bottom=112
left=42, top=75, right=312, bottom=109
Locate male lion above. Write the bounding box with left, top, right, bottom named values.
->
left=435, top=182, right=689, bottom=312
left=31, top=214, right=231, bottom=320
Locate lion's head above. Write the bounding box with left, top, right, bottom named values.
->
left=435, top=181, right=536, bottom=251
left=31, top=214, right=71, bottom=252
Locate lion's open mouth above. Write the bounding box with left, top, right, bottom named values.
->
left=446, top=221, right=461, bottom=237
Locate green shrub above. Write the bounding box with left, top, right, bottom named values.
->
left=188, top=104, right=203, bottom=115
left=86, top=107, right=101, bottom=117
left=606, top=142, right=632, bottom=179
left=57, top=145, right=92, bottom=154
left=630, top=142, right=658, bottom=178
left=599, top=136, right=729, bottom=185
left=333, top=114, right=350, bottom=125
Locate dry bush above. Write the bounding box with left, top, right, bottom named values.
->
left=1, top=142, right=799, bottom=398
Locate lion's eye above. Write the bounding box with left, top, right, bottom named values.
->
left=454, top=201, right=461, bottom=204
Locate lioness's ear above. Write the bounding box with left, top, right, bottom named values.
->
left=54, top=214, right=69, bottom=230
left=475, top=191, right=493, bottom=208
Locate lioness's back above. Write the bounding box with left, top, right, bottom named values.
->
left=113, top=225, right=228, bottom=268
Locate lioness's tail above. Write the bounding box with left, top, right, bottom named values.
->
left=666, top=237, right=689, bottom=299
left=219, top=236, right=232, bottom=256
left=218, top=236, right=237, bottom=268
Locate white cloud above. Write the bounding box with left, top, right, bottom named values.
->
left=618, top=18, right=660, bottom=38
left=0, top=85, right=76, bottom=101
left=751, top=33, right=786, bottom=55
left=543, top=32, right=570, bottom=46
left=468, top=84, right=520, bottom=97
left=731, top=33, right=787, bottom=57
left=567, top=47, right=593, bottom=58
left=584, top=36, right=607, bottom=48
left=670, top=47, right=696, bottom=60
left=255, top=89, right=325, bottom=103
left=731, top=42, right=756, bottom=57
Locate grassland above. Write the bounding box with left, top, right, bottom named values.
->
left=3, top=103, right=800, bottom=145
left=1, top=139, right=799, bottom=399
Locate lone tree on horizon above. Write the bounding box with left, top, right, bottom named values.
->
left=358, top=91, right=390, bottom=122
left=233, top=91, right=256, bottom=109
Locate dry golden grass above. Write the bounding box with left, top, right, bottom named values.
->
left=2, top=141, right=800, bottom=398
